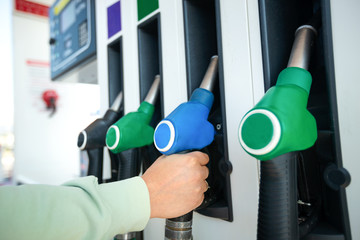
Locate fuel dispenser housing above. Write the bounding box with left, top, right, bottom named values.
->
left=93, top=0, right=358, bottom=239
left=182, top=0, right=233, bottom=222
left=255, top=0, right=352, bottom=239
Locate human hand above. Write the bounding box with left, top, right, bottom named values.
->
left=141, top=151, right=209, bottom=219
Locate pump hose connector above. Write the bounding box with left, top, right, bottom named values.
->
left=114, top=232, right=137, bottom=240
left=165, top=212, right=193, bottom=240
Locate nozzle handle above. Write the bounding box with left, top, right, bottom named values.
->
left=257, top=152, right=299, bottom=239
left=144, top=75, right=160, bottom=106
left=86, top=148, right=104, bottom=183
left=116, top=148, right=140, bottom=180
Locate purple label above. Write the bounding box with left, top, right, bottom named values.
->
left=107, top=1, right=121, bottom=39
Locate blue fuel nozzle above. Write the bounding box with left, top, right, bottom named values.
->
left=154, top=56, right=218, bottom=155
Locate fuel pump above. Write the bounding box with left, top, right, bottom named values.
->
left=77, top=91, right=123, bottom=183
left=154, top=56, right=218, bottom=240
left=105, top=75, right=160, bottom=240
left=238, top=22, right=318, bottom=239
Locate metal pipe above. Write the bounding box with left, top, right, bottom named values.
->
left=287, top=25, right=317, bottom=70
left=110, top=91, right=124, bottom=112
left=144, top=74, right=161, bottom=105
left=114, top=232, right=137, bottom=240
left=165, top=212, right=193, bottom=240
left=199, top=55, right=218, bottom=92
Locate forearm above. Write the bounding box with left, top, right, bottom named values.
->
left=0, top=176, right=150, bottom=240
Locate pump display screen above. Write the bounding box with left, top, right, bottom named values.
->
left=49, top=0, right=96, bottom=80
left=60, top=1, right=76, bottom=33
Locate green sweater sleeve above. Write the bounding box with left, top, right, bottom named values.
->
left=0, top=176, right=150, bottom=240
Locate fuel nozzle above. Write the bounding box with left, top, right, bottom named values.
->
left=77, top=91, right=123, bottom=181
left=154, top=56, right=218, bottom=155
left=238, top=25, right=318, bottom=161
left=77, top=91, right=123, bottom=150
left=105, top=75, right=160, bottom=153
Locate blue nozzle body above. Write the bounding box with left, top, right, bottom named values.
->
left=154, top=88, right=215, bottom=155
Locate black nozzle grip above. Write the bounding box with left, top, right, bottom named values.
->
left=87, top=148, right=104, bottom=183
left=257, top=152, right=299, bottom=240
left=79, top=110, right=121, bottom=149
left=117, top=148, right=141, bottom=180
left=169, top=211, right=193, bottom=222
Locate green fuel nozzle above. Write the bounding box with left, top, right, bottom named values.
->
left=105, top=75, right=160, bottom=153
left=239, top=25, right=318, bottom=161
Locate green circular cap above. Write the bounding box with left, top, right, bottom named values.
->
left=239, top=109, right=281, bottom=156
left=106, top=125, right=120, bottom=150
left=241, top=113, right=273, bottom=150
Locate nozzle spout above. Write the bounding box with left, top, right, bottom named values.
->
left=287, top=25, right=317, bottom=70
left=144, top=75, right=161, bottom=105
left=110, top=91, right=124, bottom=112
left=199, top=55, right=218, bottom=92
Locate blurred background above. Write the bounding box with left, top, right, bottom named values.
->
left=0, top=0, right=15, bottom=185
left=0, top=0, right=100, bottom=186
